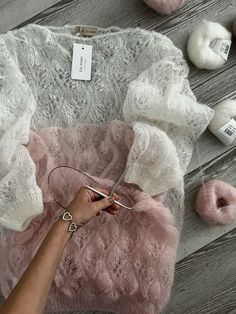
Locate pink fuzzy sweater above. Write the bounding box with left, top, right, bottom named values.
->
left=0, top=121, right=179, bottom=314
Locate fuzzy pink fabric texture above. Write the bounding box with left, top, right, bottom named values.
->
left=0, top=121, right=179, bottom=314
left=143, top=0, right=186, bottom=14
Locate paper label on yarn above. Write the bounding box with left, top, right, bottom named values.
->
left=210, top=39, right=231, bottom=61
left=211, top=119, right=236, bottom=146
left=71, top=43, right=92, bottom=81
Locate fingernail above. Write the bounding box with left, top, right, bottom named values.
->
left=108, top=196, right=115, bottom=203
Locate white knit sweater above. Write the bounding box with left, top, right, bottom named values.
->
left=0, top=24, right=213, bottom=231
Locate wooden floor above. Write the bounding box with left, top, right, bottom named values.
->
left=1, top=0, right=236, bottom=313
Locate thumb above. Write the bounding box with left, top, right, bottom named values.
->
left=93, top=196, right=115, bottom=212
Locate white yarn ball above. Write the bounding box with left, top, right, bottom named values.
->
left=187, top=21, right=232, bottom=70
left=209, top=99, right=236, bottom=131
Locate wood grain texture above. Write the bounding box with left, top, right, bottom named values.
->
left=178, top=146, right=236, bottom=261
left=0, top=0, right=61, bottom=34
left=166, top=227, right=236, bottom=314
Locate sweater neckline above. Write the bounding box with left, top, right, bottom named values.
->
left=44, top=24, right=139, bottom=41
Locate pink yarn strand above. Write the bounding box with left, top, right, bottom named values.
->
left=195, top=180, right=236, bottom=226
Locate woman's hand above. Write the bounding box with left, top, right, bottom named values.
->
left=0, top=187, right=120, bottom=314
left=68, top=187, right=120, bottom=225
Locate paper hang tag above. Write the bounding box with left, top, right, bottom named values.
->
left=210, top=39, right=231, bottom=61
left=71, top=43, right=93, bottom=81
left=210, top=118, right=236, bottom=146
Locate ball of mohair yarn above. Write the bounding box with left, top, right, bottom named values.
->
left=187, top=21, right=232, bottom=70
left=209, top=99, right=236, bottom=131
left=143, top=0, right=186, bottom=14
left=195, top=180, right=236, bottom=225
left=208, top=99, right=236, bottom=146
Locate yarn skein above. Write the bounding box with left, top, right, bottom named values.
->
left=187, top=21, right=232, bottom=70
left=143, top=0, right=186, bottom=14
left=208, top=99, right=236, bottom=146
left=209, top=99, right=236, bottom=131
left=195, top=180, right=236, bottom=225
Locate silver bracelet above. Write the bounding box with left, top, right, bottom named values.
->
left=58, top=211, right=79, bottom=236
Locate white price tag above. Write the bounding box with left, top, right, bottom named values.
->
left=210, top=118, right=236, bottom=146
left=71, top=43, right=93, bottom=81
left=210, top=39, right=231, bottom=61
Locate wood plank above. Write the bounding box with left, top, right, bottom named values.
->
left=178, top=146, right=236, bottom=261
left=0, top=0, right=61, bottom=33
left=16, top=0, right=145, bottom=29
left=191, top=62, right=236, bottom=105
left=166, top=227, right=236, bottom=314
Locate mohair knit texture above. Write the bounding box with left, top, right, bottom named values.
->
left=1, top=122, right=179, bottom=314
left=0, top=24, right=213, bottom=313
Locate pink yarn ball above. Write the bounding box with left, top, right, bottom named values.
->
left=195, top=180, right=236, bottom=226
left=143, top=0, right=186, bottom=14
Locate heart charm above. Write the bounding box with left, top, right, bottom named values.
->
left=62, top=211, right=73, bottom=221
left=69, top=221, right=78, bottom=233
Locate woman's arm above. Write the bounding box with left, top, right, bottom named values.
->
left=0, top=187, right=118, bottom=314
left=0, top=220, right=71, bottom=314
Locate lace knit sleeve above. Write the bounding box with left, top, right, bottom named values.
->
left=123, top=56, right=214, bottom=174
left=0, top=35, right=43, bottom=231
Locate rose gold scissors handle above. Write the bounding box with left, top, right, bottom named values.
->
left=84, top=185, right=132, bottom=210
